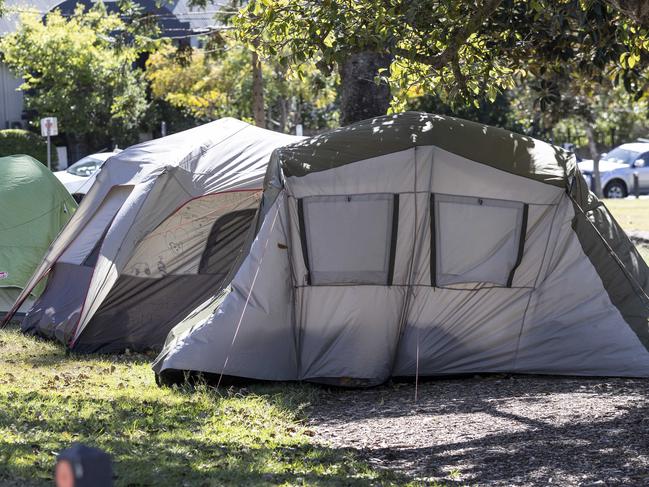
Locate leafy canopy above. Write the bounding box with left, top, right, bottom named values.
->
left=234, top=0, right=649, bottom=110
left=0, top=3, right=151, bottom=147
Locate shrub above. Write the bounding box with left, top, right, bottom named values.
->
left=0, top=129, right=57, bottom=167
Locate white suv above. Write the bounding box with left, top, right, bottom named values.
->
left=578, top=142, right=649, bottom=198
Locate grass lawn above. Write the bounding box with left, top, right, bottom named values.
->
left=0, top=328, right=415, bottom=486
left=605, top=199, right=649, bottom=233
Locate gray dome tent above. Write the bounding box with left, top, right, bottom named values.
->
left=154, top=112, right=649, bottom=385
left=3, top=119, right=299, bottom=353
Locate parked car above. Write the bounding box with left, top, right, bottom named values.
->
left=578, top=142, right=649, bottom=198
left=54, top=152, right=118, bottom=202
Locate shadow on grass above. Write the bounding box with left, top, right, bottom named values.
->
left=2, top=327, right=416, bottom=485
left=0, top=380, right=412, bottom=486
left=3, top=325, right=157, bottom=368
left=20, top=349, right=156, bottom=368
left=308, top=377, right=649, bottom=485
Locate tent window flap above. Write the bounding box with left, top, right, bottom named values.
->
left=432, top=194, right=527, bottom=286
left=298, top=194, right=397, bottom=285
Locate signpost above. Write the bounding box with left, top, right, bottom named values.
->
left=40, top=117, right=58, bottom=170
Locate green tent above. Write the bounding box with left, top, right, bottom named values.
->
left=0, top=155, right=77, bottom=315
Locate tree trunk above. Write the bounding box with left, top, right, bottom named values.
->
left=278, top=96, right=288, bottom=133
left=251, top=48, right=265, bottom=128
left=585, top=123, right=603, bottom=197
left=338, top=50, right=392, bottom=126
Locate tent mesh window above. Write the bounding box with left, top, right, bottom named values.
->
left=299, top=193, right=397, bottom=286
left=198, top=209, right=257, bottom=275
left=432, top=194, right=527, bottom=287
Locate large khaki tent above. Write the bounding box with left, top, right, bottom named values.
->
left=3, top=119, right=299, bottom=352
left=0, top=155, right=76, bottom=316
left=154, top=112, right=649, bottom=385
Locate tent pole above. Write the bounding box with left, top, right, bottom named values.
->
left=415, top=328, right=420, bottom=403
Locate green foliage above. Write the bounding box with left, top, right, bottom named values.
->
left=0, top=129, right=56, bottom=165
left=234, top=1, right=649, bottom=113
left=0, top=328, right=418, bottom=486
left=146, top=40, right=338, bottom=133
left=548, top=85, right=649, bottom=150
left=0, top=4, right=151, bottom=149
left=408, top=92, right=525, bottom=134
left=506, top=69, right=649, bottom=152
left=144, top=98, right=204, bottom=136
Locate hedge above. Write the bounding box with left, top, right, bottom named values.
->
left=0, top=129, right=58, bottom=168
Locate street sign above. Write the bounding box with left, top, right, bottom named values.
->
left=41, top=117, right=58, bottom=170
left=41, top=117, right=58, bottom=137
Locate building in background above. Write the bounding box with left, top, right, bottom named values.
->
left=0, top=0, right=225, bottom=129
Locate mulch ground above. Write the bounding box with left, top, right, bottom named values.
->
left=308, top=376, right=649, bottom=486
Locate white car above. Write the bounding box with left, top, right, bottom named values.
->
left=54, top=152, right=117, bottom=202
left=578, top=142, right=649, bottom=198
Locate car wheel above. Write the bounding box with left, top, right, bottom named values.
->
left=604, top=180, right=627, bottom=199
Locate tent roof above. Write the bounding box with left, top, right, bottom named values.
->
left=276, top=112, right=575, bottom=187
left=103, top=118, right=296, bottom=182
left=0, top=153, right=73, bottom=206
left=2, top=118, right=301, bottom=343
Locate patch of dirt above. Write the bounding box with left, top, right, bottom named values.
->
left=308, top=376, right=649, bottom=486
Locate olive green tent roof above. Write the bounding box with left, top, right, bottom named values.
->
left=0, top=155, right=77, bottom=298
left=277, top=112, right=575, bottom=186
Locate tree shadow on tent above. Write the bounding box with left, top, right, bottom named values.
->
left=281, top=112, right=542, bottom=183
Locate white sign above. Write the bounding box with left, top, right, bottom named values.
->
left=41, top=117, right=58, bottom=137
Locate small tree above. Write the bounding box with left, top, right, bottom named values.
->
left=0, top=4, right=150, bottom=150
left=145, top=40, right=338, bottom=133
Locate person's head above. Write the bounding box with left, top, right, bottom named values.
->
left=54, top=459, right=75, bottom=487
left=55, top=444, right=113, bottom=487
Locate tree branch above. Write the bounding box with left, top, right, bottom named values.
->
left=393, top=0, right=503, bottom=68
left=451, top=56, right=467, bottom=92
left=604, top=0, right=649, bottom=27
